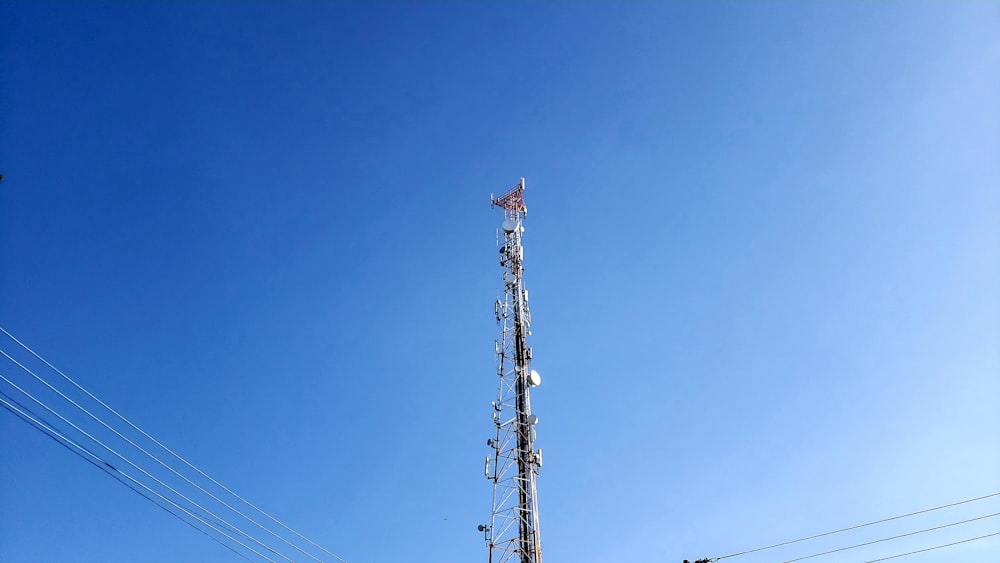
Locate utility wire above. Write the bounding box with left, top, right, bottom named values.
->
left=781, top=511, right=1000, bottom=562
left=0, top=391, right=270, bottom=562
left=0, top=371, right=287, bottom=562
left=715, top=491, right=1000, bottom=560
left=0, top=325, right=348, bottom=563
left=863, top=530, right=1000, bottom=562
left=0, top=390, right=252, bottom=563
left=0, top=346, right=326, bottom=563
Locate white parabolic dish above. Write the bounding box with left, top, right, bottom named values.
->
left=502, top=218, right=518, bottom=233
left=529, top=369, right=542, bottom=386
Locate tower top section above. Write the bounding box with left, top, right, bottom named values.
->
left=491, top=178, right=527, bottom=219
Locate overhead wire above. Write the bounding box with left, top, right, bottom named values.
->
left=780, top=511, right=1000, bottom=562
left=863, top=530, right=1000, bottom=562
left=0, top=390, right=269, bottom=562
left=0, top=325, right=348, bottom=563
left=0, top=371, right=288, bottom=562
left=0, top=390, right=254, bottom=562
left=0, top=346, right=326, bottom=563
left=714, top=491, right=1000, bottom=560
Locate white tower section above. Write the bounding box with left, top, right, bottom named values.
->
left=482, top=178, right=543, bottom=563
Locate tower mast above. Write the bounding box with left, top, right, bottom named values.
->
left=482, top=178, right=543, bottom=563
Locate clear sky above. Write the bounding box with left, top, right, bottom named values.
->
left=1, top=2, right=998, bottom=562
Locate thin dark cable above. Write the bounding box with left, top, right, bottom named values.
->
left=781, top=511, right=1000, bottom=562
left=0, top=372, right=284, bottom=562
left=0, top=391, right=259, bottom=562
left=863, top=530, right=1000, bottom=562
left=0, top=346, right=325, bottom=563
left=715, top=491, right=1000, bottom=559
left=0, top=324, right=348, bottom=563
left=0, top=391, right=253, bottom=561
left=0, top=391, right=252, bottom=562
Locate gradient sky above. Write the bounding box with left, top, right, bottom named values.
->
left=1, top=2, right=998, bottom=562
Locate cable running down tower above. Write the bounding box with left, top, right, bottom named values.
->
left=481, top=178, right=543, bottom=563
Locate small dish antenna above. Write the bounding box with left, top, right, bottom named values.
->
left=502, top=218, right=519, bottom=233
left=525, top=414, right=538, bottom=426
left=528, top=369, right=542, bottom=387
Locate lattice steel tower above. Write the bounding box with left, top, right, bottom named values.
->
left=480, top=178, right=543, bottom=563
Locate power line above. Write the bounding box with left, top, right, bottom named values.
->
left=714, top=491, right=1000, bottom=560
left=0, top=390, right=253, bottom=562
left=0, top=346, right=327, bottom=563
left=0, top=325, right=348, bottom=563
left=863, top=530, right=1000, bottom=562
left=781, top=511, right=1000, bottom=562
left=0, top=390, right=270, bottom=562
left=0, top=371, right=287, bottom=562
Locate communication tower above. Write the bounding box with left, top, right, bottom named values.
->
left=480, top=178, right=543, bottom=563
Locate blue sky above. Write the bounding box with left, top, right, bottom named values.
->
left=1, top=2, right=998, bottom=562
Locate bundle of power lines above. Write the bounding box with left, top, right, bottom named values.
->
left=0, top=326, right=347, bottom=563
left=684, top=489, right=999, bottom=562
